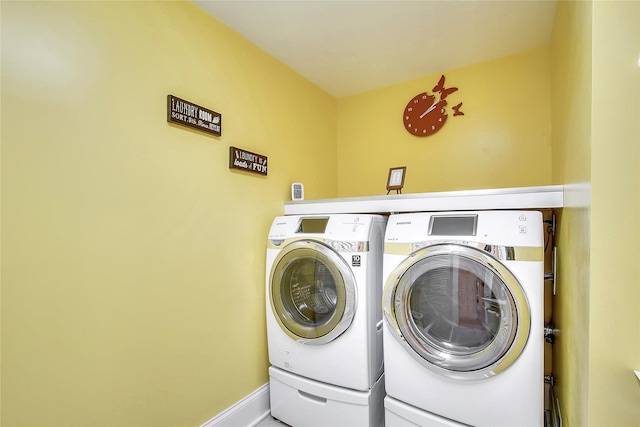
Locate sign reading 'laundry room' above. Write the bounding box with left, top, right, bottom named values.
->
left=167, top=95, right=221, bottom=137
left=229, top=146, right=268, bottom=176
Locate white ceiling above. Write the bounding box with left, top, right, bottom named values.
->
left=194, top=1, right=557, bottom=98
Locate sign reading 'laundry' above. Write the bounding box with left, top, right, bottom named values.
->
left=167, top=95, right=221, bottom=137
left=229, top=146, right=268, bottom=176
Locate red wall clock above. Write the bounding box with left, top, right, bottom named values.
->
left=402, top=75, right=464, bottom=137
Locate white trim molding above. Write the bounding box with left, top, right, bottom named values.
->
left=562, top=182, right=591, bottom=208
left=201, top=383, right=271, bottom=427
left=284, top=185, right=564, bottom=215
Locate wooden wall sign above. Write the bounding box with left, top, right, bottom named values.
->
left=229, top=146, right=268, bottom=176
left=167, top=94, right=221, bottom=137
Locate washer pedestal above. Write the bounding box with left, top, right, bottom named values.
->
left=269, top=366, right=384, bottom=427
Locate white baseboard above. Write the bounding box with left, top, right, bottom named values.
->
left=201, top=383, right=271, bottom=427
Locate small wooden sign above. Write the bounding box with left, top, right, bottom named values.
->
left=167, top=94, right=221, bottom=137
left=229, top=146, right=268, bottom=176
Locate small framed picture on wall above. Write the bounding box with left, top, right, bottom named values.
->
left=386, top=166, right=406, bottom=194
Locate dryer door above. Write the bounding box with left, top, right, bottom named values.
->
left=270, top=240, right=357, bottom=345
left=383, top=243, right=531, bottom=379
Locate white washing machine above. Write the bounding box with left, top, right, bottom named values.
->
left=266, top=214, right=387, bottom=427
left=382, top=211, right=544, bottom=427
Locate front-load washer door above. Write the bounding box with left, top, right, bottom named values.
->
left=270, top=239, right=357, bottom=345
left=383, top=243, right=531, bottom=379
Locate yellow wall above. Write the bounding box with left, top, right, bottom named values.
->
left=551, top=1, right=640, bottom=426
left=549, top=1, right=592, bottom=426
left=337, top=47, right=552, bottom=197
left=3, top=2, right=640, bottom=427
left=589, top=1, right=640, bottom=425
left=0, top=2, right=336, bottom=426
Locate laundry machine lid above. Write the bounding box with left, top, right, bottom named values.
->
left=270, top=239, right=357, bottom=345
left=383, top=243, right=531, bottom=379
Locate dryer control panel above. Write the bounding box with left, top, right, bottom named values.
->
left=385, top=211, right=542, bottom=247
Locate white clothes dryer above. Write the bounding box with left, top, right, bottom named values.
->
left=266, top=214, right=387, bottom=427
left=382, top=211, right=544, bottom=427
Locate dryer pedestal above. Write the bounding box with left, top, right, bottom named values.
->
left=269, top=366, right=385, bottom=427
left=384, top=396, right=468, bottom=427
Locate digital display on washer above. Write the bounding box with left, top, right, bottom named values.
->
left=428, top=214, right=478, bottom=236
left=296, top=217, right=329, bottom=234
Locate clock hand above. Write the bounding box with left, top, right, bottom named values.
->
left=419, top=102, right=438, bottom=119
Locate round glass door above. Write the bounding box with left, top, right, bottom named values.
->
left=384, top=243, right=530, bottom=379
left=270, top=240, right=357, bottom=345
